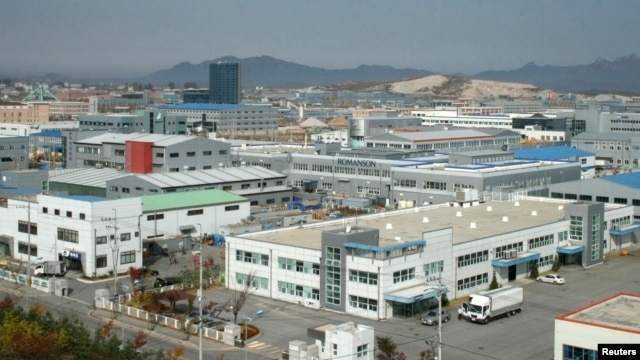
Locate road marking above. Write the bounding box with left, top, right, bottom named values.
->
left=247, top=341, right=285, bottom=357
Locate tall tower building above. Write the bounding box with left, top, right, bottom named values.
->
left=209, top=62, right=241, bottom=104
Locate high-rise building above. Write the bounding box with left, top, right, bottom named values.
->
left=209, top=62, right=241, bottom=104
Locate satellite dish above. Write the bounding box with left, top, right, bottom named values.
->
left=345, top=226, right=351, bottom=233
left=156, top=113, right=162, bottom=120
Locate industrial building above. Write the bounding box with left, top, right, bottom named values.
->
left=224, top=196, right=636, bottom=320
left=0, top=189, right=249, bottom=278
left=555, top=292, right=640, bottom=359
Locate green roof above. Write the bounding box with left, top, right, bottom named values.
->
left=141, top=189, right=247, bottom=212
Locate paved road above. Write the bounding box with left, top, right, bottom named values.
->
left=4, top=244, right=640, bottom=360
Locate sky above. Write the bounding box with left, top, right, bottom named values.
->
left=1, top=0, right=639, bottom=79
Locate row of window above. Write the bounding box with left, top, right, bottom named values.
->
left=95, top=251, right=136, bottom=268
left=494, top=242, right=524, bottom=259
left=457, top=250, right=489, bottom=268
left=393, top=268, right=416, bottom=284
left=235, top=250, right=269, bottom=266
left=42, top=207, right=86, bottom=220
left=278, top=281, right=319, bottom=299
left=551, top=192, right=640, bottom=206
left=529, top=234, right=554, bottom=249
left=457, top=272, right=489, bottom=291
left=349, top=270, right=378, bottom=285
left=278, top=257, right=320, bottom=274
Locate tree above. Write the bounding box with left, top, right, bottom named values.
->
left=0, top=298, right=171, bottom=359
left=230, top=273, right=255, bottom=324
left=489, top=270, right=499, bottom=290
left=168, top=82, right=176, bottom=90
left=552, top=255, right=561, bottom=271
left=376, top=336, right=406, bottom=360
left=529, top=261, right=539, bottom=279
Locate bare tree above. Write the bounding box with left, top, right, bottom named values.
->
left=230, top=272, right=255, bottom=324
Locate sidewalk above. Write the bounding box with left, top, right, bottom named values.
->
left=89, top=307, right=234, bottom=353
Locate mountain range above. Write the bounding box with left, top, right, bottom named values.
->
left=33, top=54, right=640, bottom=94
left=137, top=54, right=640, bottom=94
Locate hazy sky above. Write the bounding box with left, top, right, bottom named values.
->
left=1, top=0, right=638, bottom=78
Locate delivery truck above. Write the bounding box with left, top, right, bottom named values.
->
left=33, top=261, right=67, bottom=277
left=462, top=286, right=523, bottom=324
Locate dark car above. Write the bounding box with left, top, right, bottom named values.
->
left=154, top=277, right=178, bottom=288
left=421, top=309, right=451, bottom=326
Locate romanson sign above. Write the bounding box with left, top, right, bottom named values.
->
left=337, top=158, right=377, bottom=167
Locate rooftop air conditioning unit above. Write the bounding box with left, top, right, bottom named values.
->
left=95, top=163, right=103, bottom=169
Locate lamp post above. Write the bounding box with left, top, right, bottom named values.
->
left=197, top=223, right=203, bottom=360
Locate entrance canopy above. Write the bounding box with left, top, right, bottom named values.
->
left=557, top=245, right=584, bottom=255
left=491, top=252, right=540, bottom=267
left=609, top=223, right=640, bottom=236
left=384, top=284, right=447, bottom=304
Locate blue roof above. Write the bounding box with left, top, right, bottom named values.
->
left=513, top=146, right=593, bottom=161
left=602, top=172, right=640, bottom=189
left=168, top=103, right=240, bottom=111
left=32, top=130, right=63, bottom=137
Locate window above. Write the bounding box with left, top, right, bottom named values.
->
left=457, top=273, right=489, bottom=291
left=79, top=213, right=86, bottom=220
left=42, top=207, right=48, bottom=213
left=122, top=187, right=130, bottom=194
left=222, top=185, right=232, bottom=191
left=528, top=234, right=554, bottom=249
left=169, top=153, right=179, bottom=158
left=357, top=344, right=369, bottom=358
left=147, top=213, right=164, bottom=220
left=225, top=205, right=239, bottom=211
left=187, top=209, right=204, bottom=216
left=457, top=251, right=488, bottom=267
left=96, top=255, right=107, bottom=268
left=54, top=209, right=60, bottom=215
left=349, top=295, right=378, bottom=312
left=424, top=261, right=444, bottom=276
left=120, top=251, right=135, bottom=264
left=96, top=236, right=107, bottom=245
left=58, top=228, right=79, bottom=243
left=562, top=345, right=597, bottom=360
left=115, top=149, right=125, bottom=156
left=393, top=268, right=415, bottom=283
left=266, top=199, right=275, bottom=204
left=325, top=247, right=342, bottom=305
left=18, top=221, right=37, bottom=235
left=18, top=241, right=37, bottom=256
left=332, top=344, right=338, bottom=356
left=570, top=215, right=583, bottom=241
left=614, top=197, right=628, bottom=204
left=156, top=152, right=164, bottom=158
left=120, top=233, right=131, bottom=241
left=186, top=151, right=196, bottom=157
left=349, top=270, right=378, bottom=285
left=203, top=150, right=212, bottom=156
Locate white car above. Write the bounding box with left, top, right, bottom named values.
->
left=537, top=274, right=565, bottom=285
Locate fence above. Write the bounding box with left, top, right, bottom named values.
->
left=95, top=292, right=225, bottom=342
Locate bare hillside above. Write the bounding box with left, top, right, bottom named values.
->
left=388, top=75, right=549, bottom=99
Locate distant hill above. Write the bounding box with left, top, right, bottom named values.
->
left=137, top=55, right=434, bottom=89
left=471, top=54, right=640, bottom=94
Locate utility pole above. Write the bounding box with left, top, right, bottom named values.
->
left=437, top=273, right=443, bottom=360
left=197, top=223, right=203, bottom=360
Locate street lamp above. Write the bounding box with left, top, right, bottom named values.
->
left=197, top=223, right=203, bottom=360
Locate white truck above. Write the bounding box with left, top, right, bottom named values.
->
left=462, top=286, right=523, bottom=324
left=34, top=261, right=67, bottom=277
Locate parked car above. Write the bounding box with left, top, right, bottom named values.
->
left=537, top=274, right=565, bottom=285
left=154, top=277, right=178, bottom=288
left=421, top=309, right=451, bottom=326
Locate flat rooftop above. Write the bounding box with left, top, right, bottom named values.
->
left=240, top=197, right=595, bottom=250
left=557, top=293, right=640, bottom=334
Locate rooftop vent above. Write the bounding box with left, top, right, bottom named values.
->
left=514, top=201, right=520, bottom=207
left=386, top=223, right=393, bottom=230
left=502, top=216, right=509, bottom=222
left=422, top=217, right=429, bottom=223
left=470, top=222, right=477, bottom=228
left=486, top=206, right=493, bottom=212
left=531, top=210, right=538, bottom=216
left=456, top=211, right=462, bottom=217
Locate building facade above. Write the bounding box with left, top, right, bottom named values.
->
left=209, top=61, right=241, bottom=104
left=225, top=197, right=636, bottom=320
left=0, top=189, right=249, bottom=278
